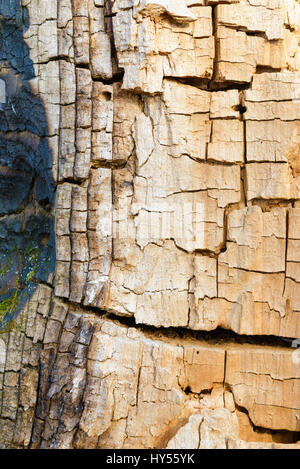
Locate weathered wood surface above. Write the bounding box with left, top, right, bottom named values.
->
left=0, top=0, right=299, bottom=449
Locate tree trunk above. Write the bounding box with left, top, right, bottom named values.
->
left=0, top=0, right=300, bottom=449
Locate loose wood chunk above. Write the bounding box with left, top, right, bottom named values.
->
left=226, top=347, right=300, bottom=431
left=89, top=4, right=112, bottom=80
left=208, top=120, right=244, bottom=163
left=246, top=163, right=300, bottom=200
left=84, top=168, right=112, bottom=308
left=244, top=72, right=300, bottom=164
left=112, top=3, right=214, bottom=92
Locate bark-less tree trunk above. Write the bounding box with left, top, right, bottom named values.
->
left=0, top=0, right=300, bottom=449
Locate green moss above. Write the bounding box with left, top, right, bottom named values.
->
left=25, top=243, right=40, bottom=263
left=0, top=243, right=41, bottom=332
left=24, top=265, right=38, bottom=284
left=0, top=290, right=21, bottom=331
left=0, top=257, right=13, bottom=278
left=0, top=237, right=54, bottom=333
left=0, top=318, right=22, bottom=334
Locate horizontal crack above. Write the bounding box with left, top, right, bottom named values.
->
left=55, top=296, right=296, bottom=348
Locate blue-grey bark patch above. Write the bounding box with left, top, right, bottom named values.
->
left=0, top=2, right=56, bottom=331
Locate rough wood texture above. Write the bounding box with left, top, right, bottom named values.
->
left=0, top=0, right=299, bottom=449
